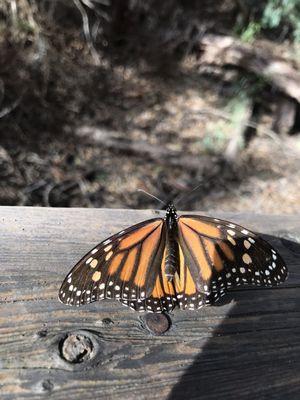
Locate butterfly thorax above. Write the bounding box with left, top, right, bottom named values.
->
left=165, top=202, right=179, bottom=281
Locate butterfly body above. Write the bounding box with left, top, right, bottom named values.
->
left=165, top=202, right=180, bottom=281
left=59, top=206, right=288, bottom=313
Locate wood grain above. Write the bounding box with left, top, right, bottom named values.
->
left=0, top=206, right=299, bottom=400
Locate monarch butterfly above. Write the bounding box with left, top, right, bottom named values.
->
left=59, top=202, right=288, bottom=312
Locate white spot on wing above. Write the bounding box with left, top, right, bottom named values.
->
left=242, top=253, right=252, bottom=264
left=227, top=235, right=236, bottom=246
left=244, top=240, right=251, bottom=249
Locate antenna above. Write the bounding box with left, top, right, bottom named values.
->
left=137, top=189, right=165, bottom=205
left=175, top=181, right=204, bottom=207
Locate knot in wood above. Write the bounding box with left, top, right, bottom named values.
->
left=144, top=313, right=171, bottom=335
left=60, top=333, right=94, bottom=364
left=101, top=317, right=114, bottom=326
left=41, top=379, right=54, bottom=393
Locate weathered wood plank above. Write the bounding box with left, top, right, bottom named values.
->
left=0, top=207, right=299, bottom=400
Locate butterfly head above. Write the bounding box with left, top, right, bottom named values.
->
left=165, top=201, right=177, bottom=220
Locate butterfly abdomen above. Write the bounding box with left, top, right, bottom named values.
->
left=165, top=235, right=179, bottom=281
left=165, top=209, right=179, bottom=281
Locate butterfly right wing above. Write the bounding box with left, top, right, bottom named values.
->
left=59, top=218, right=166, bottom=307
left=176, top=215, right=288, bottom=310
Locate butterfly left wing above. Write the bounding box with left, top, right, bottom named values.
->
left=176, top=215, right=288, bottom=309
left=59, top=218, right=166, bottom=307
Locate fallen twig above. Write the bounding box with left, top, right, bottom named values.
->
left=76, top=125, right=222, bottom=173
left=0, top=96, right=23, bottom=119
left=200, top=34, right=300, bottom=103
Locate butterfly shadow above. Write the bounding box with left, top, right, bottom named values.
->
left=167, top=234, right=300, bottom=400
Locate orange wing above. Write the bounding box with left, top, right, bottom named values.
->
left=120, top=247, right=178, bottom=312
left=120, top=227, right=222, bottom=312
left=176, top=215, right=288, bottom=309
left=59, top=218, right=166, bottom=307
left=121, top=239, right=211, bottom=312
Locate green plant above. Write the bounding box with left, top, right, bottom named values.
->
left=262, top=0, right=300, bottom=42
left=236, top=0, right=300, bottom=43
left=202, top=91, right=251, bottom=154
left=240, top=21, right=262, bottom=43
left=202, top=74, right=268, bottom=155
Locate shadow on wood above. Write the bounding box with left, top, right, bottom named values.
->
left=168, top=235, right=300, bottom=400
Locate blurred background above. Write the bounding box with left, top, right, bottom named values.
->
left=0, top=0, right=299, bottom=213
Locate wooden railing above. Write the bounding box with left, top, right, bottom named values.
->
left=0, top=207, right=299, bottom=400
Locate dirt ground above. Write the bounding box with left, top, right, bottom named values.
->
left=1, top=2, right=300, bottom=215
left=1, top=61, right=300, bottom=214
